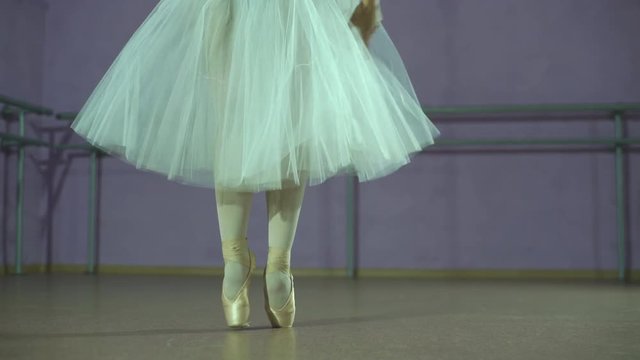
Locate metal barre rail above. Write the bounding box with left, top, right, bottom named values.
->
left=2, top=95, right=639, bottom=281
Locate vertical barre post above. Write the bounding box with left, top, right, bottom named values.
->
left=86, top=149, right=97, bottom=274
left=613, top=112, right=627, bottom=282
left=346, top=176, right=358, bottom=278
left=14, top=111, right=25, bottom=275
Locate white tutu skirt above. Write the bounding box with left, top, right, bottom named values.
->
left=71, top=0, right=441, bottom=191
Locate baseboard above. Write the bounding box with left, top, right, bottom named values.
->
left=1, top=264, right=638, bottom=281
left=356, top=268, right=636, bottom=281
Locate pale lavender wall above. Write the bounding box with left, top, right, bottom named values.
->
left=0, top=0, right=46, bottom=103
left=0, top=0, right=48, bottom=269
left=392, top=0, right=640, bottom=105
left=2, top=0, right=638, bottom=271
left=366, top=0, right=640, bottom=270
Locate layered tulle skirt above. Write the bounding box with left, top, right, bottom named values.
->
left=70, top=0, right=441, bottom=191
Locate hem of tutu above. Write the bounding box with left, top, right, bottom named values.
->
left=70, top=127, right=439, bottom=192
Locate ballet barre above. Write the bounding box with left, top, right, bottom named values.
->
left=434, top=104, right=637, bottom=282
left=0, top=94, right=53, bottom=275
left=1, top=95, right=639, bottom=282
left=347, top=103, right=640, bottom=281
left=54, top=112, right=101, bottom=275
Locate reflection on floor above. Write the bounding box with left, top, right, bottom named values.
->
left=0, top=274, right=639, bottom=359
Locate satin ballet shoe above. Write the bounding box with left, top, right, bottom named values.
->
left=263, top=249, right=296, bottom=328
left=221, top=238, right=256, bottom=329
left=263, top=268, right=296, bottom=328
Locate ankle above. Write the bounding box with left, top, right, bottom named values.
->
left=264, top=267, right=292, bottom=310
left=265, top=272, right=290, bottom=290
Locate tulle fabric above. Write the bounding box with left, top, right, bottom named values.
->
left=70, top=0, right=441, bottom=191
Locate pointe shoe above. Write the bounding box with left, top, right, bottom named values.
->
left=221, top=239, right=256, bottom=329
left=263, top=250, right=296, bottom=328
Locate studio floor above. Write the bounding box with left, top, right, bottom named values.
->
left=0, top=274, right=638, bottom=360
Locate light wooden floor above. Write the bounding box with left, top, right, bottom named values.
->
left=1, top=274, right=639, bottom=359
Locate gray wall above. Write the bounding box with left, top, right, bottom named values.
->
left=2, top=0, right=639, bottom=271
left=0, top=0, right=48, bottom=269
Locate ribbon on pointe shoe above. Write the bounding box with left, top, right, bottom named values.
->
left=266, top=247, right=291, bottom=274
left=221, top=237, right=252, bottom=267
